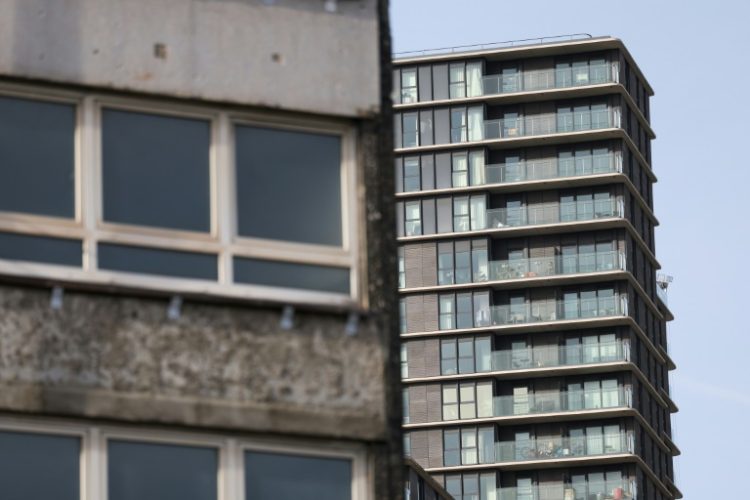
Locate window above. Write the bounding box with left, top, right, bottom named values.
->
left=0, top=430, right=80, bottom=500
left=401, top=69, right=418, bottom=103
left=451, top=106, right=483, bottom=143
left=556, top=58, right=611, bottom=88
left=0, top=420, right=364, bottom=500
left=398, top=247, right=405, bottom=289
left=453, top=195, right=486, bottom=232
left=244, top=450, right=352, bottom=500
left=439, top=291, right=490, bottom=330
left=441, top=336, right=492, bottom=375
left=556, top=101, right=610, bottom=133
left=403, top=388, right=411, bottom=423
left=438, top=242, right=455, bottom=285
left=443, top=382, right=493, bottom=421
left=446, top=473, right=496, bottom=500
left=400, top=343, right=409, bottom=378
left=405, top=201, right=422, bottom=236
left=560, top=189, right=613, bottom=222
left=449, top=62, right=483, bottom=99
left=0, top=88, right=359, bottom=305
left=108, top=439, right=219, bottom=500
left=0, top=95, right=75, bottom=219
left=450, top=64, right=467, bottom=99
left=452, top=152, right=469, bottom=187
left=402, top=112, right=419, bottom=147
left=403, top=157, right=421, bottom=192
left=399, top=298, right=407, bottom=334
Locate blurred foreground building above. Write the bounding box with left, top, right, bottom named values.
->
left=0, top=1, right=402, bottom=499
left=393, top=35, right=681, bottom=500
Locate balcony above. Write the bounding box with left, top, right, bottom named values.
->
left=483, top=110, right=613, bottom=141
left=482, top=251, right=626, bottom=283
left=491, top=386, right=631, bottom=418
left=478, top=294, right=628, bottom=329
left=480, top=63, right=614, bottom=97
left=448, top=431, right=633, bottom=468
left=483, top=199, right=623, bottom=231
left=491, top=339, right=629, bottom=373
left=465, top=481, right=636, bottom=500
left=480, top=152, right=618, bottom=186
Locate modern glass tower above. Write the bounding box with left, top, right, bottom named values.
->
left=394, top=35, right=680, bottom=500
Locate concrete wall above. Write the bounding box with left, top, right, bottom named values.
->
left=0, top=283, right=388, bottom=440
left=0, top=0, right=381, bottom=117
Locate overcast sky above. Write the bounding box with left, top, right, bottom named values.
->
left=390, top=1, right=750, bottom=497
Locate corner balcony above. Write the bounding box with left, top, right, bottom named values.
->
left=480, top=152, right=618, bottom=187
left=462, top=480, right=637, bottom=500
left=482, top=295, right=628, bottom=329
left=482, top=110, right=612, bottom=141
left=490, top=386, right=632, bottom=419
left=444, top=431, right=633, bottom=469
left=483, top=251, right=625, bottom=284
left=490, top=339, right=628, bottom=373
left=480, top=63, right=613, bottom=96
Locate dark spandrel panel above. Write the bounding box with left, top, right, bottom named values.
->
left=108, top=440, right=218, bottom=500
left=102, top=108, right=210, bottom=232
left=233, top=257, right=350, bottom=295
left=0, top=95, right=75, bottom=218
left=235, top=125, right=342, bottom=247
left=0, top=430, right=80, bottom=500
left=244, top=451, right=351, bottom=500
left=0, top=232, right=82, bottom=266
left=98, top=243, right=217, bottom=281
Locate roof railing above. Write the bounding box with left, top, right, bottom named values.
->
left=394, top=33, right=594, bottom=58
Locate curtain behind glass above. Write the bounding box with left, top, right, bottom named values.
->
left=468, top=107, right=484, bottom=141
left=466, top=63, right=483, bottom=97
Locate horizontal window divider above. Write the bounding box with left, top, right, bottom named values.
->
left=230, top=238, right=351, bottom=267
left=0, top=215, right=85, bottom=238
left=94, top=231, right=222, bottom=254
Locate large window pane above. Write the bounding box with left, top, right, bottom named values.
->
left=102, top=109, right=210, bottom=232
left=98, top=243, right=217, bottom=281
left=234, top=257, right=350, bottom=295
left=0, top=95, right=75, bottom=218
left=0, top=232, right=82, bottom=267
left=108, top=440, right=217, bottom=500
left=235, top=125, right=342, bottom=246
left=0, top=430, right=80, bottom=500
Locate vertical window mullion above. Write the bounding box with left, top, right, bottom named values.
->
left=82, top=97, right=99, bottom=274
left=216, top=114, right=233, bottom=286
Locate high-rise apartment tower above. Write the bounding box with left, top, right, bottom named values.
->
left=394, top=35, right=680, bottom=500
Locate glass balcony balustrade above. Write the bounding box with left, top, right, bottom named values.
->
left=492, top=386, right=632, bottom=418
left=456, top=481, right=636, bottom=500
left=479, top=251, right=626, bottom=283
left=480, top=153, right=618, bottom=186
left=482, top=199, right=623, bottom=231
left=454, top=431, right=632, bottom=468
left=490, top=339, right=628, bottom=373
left=472, top=294, right=628, bottom=329
left=483, top=110, right=613, bottom=141
left=480, top=63, right=613, bottom=96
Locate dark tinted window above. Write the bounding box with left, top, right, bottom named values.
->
left=0, top=95, right=75, bottom=218
left=102, top=109, right=210, bottom=232
left=235, top=125, right=342, bottom=246
left=108, top=440, right=217, bottom=500
left=0, top=232, right=81, bottom=266
left=244, top=451, right=351, bottom=500
left=98, top=243, right=217, bottom=280
left=234, top=257, right=349, bottom=294
left=0, top=430, right=80, bottom=500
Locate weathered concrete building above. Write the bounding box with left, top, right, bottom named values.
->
left=0, top=1, right=401, bottom=499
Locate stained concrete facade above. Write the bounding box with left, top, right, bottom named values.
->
left=0, top=0, right=401, bottom=499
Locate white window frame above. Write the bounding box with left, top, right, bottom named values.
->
left=0, top=82, right=362, bottom=308
left=0, top=416, right=370, bottom=500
